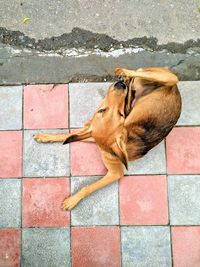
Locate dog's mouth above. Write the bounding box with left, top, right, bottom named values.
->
left=124, top=78, right=136, bottom=117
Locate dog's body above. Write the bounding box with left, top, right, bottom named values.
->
left=34, top=67, right=181, bottom=210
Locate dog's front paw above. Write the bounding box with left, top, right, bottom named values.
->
left=33, top=133, right=51, bottom=143
left=61, top=195, right=81, bottom=210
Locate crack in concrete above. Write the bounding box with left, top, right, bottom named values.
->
left=1, top=26, right=200, bottom=55
left=170, top=59, right=185, bottom=69
left=1, top=27, right=200, bottom=83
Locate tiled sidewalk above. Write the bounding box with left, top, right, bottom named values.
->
left=0, top=82, right=200, bottom=267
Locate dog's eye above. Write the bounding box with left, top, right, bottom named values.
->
left=98, top=108, right=106, bottom=113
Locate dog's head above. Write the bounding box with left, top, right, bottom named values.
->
left=90, top=81, right=128, bottom=139
left=64, top=80, right=135, bottom=169
left=90, top=81, right=130, bottom=168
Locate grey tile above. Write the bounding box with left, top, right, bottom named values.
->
left=0, top=86, right=22, bottom=130
left=121, top=226, right=172, bottom=267
left=69, top=83, right=111, bottom=128
left=177, top=81, right=200, bottom=126
left=71, top=176, right=119, bottom=225
left=23, top=130, right=69, bottom=177
left=168, top=175, right=200, bottom=225
left=22, top=228, right=70, bottom=267
left=0, top=179, right=21, bottom=227
left=126, top=141, right=166, bottom=175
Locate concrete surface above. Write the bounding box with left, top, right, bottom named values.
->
left=0, top=86, right=22, bottom=129
left=23, top=130, right=70, bottom=177
left=121, top=226, right=171, bottom=266
left=0, top=179, right=21, bottom=227
left=125, top=142, right=166, bottom=175
left=1, top=82, right=200, bottom=266
left=22, top=228, right=71, bottom=267
left=0, top=0, right=200, bottom=84
left=71, top=176, right=119, bottom=226
left=169, top=175, right=200, bottom=225
left=176, top=81, right=200, bottom=125
left=1, top=0, right=199, bottom=43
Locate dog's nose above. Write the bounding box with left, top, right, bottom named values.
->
left=114, top=81, right=126, bottom=90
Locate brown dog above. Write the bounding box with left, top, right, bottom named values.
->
left=34, top=67, right=181, bottom=210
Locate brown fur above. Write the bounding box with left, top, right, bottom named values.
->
left=34, top=67, right=181, bottom=210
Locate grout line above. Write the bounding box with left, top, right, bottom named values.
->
left=0, top=225, right=160, bottom=230
left=0, top=82, right=115, bottom=86
left=23, top=128, right=70, bottom=132
left=68, top=83, right=70, bottom=129
left=120, top=226, right=123, bottom=267
left=68, top=125, right=200, bottom=129
left=1, top=81, right=200, bottom=86
left=1, top=125, right=199, bottom=132
left=170, top=226, right=174, bottom=267
left=1, top=224, right=200, bottom=230
left=68, top=83, right=73, bottom=267
left=1, top=173, right=200, bottom=180
left=119, top=227, right=123, bottom=267
left=0, top=129, right=23, bottom=132
left=164, top=138, right=173, bottom=267
left=69, top=224, right=172, bottom=227
left=118, top=181, right=121, bottom=226
left=164, top=139, right=170, bottom=225
left=69, top=185, right=72, bottom=267
left=174, top=125, right=200, bottom=128
left=117, top=181, right=123, bottom=267
left=20, top=84, right=25, bottom=267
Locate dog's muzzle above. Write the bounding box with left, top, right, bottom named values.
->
left=114, top=81, right=127, bottom=90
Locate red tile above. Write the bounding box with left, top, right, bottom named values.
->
left=120, top=175, right=168, bottom=225
left=0, top=131, right=22, bottom=178
left=0, top=229, right=20, bottom=267
left=172, top=227, right=200, bottom=267
left=72, top=227, right=120, bottom=267
left=23, top=178, right=70, bottom=227
left=24, top=84, right=68, bottom=129
left=166, top=127, right=200, bottom=174
left=70, top=140, right=106, bottom=176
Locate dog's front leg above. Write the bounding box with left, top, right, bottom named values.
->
left=33, top=133, right=69, bottom=143
left=33, top=126, right=93, bottom=143
left=61, top=152, right=124, bottom=210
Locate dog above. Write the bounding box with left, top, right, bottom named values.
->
left=34, top=67, right=181, bottom=210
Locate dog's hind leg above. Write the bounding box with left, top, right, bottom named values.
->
left=61, top=150, right=123, bottom=210
left=115, top=67, right=178, bottom=86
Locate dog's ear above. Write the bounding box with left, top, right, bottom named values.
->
left=63, top=129, right=92, bottom=144
left=111, top=136, right=128, bottom=170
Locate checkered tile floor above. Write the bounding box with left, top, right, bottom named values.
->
left=0, top=82, right=200, bottom=267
